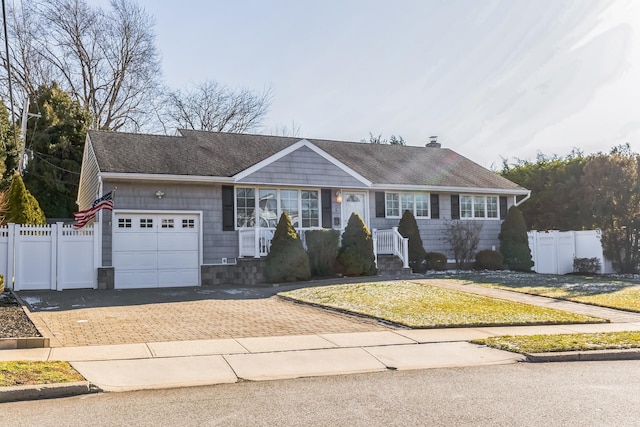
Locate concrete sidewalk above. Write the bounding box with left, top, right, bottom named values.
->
left=3, top=323, right=640, bottom=395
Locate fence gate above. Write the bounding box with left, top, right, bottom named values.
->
left=528, top=230, right=607, bottom=275
left=0, top=223, right=99, bottom=291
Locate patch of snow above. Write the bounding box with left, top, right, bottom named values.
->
left=20, top=296, right=42, bottom=305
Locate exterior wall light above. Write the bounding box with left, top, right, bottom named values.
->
left=155, top=190, right=165, bottom=199
left=336, top=191, right=342, bottom=203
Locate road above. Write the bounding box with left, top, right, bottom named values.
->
left=2, top=361, right=639, bottom=426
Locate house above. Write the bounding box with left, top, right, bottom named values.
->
left=77, top=130, right=530, bottom=289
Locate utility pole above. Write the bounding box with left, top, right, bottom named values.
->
left=1, top=0, right=19, bottom=158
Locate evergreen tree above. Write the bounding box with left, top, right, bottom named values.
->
left=398, top=209, right=427, bottom=272
left=6, top=172, right=46, bottom=225
left=23, top=83, right=91, bottom=218
left=0, top=99, right=21, bottom=187
left=499, top=206, right=533, bottom=271
left=264, top=212, right=310, bottom=283
left=337, top=212, right=377, bottom=276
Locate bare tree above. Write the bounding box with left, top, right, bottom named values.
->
left=1, top=0, right=161, bottom=131
left=162, top=79, right=272, bottom=133
left=271, top=120, right=302, bottom=137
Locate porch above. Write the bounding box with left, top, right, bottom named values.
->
left=238, top=227, right=409, bottom=269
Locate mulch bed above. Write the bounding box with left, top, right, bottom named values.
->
left=0, top=291, right=41, bottom=338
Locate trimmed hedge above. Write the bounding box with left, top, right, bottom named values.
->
left=475, top=250, right=504, bottom=270
left=6, top=172, right=46, bottom=225
left=305, top=229, right=340, bottom=277
left=264, top=212, right=310, bottom=283
left=336, top=212, right=377, bottom=276
left=573, top=257, right=601, bottom=274
left=425, top=252, right=448, bottom=271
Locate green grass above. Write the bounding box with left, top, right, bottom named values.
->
left=279, top=281, right=606, bottom=328
left=444, top=271, right=640, bottom=313
left=473, top=331, right=640, bottom=353
left=0, top=361, right=84, bottom=387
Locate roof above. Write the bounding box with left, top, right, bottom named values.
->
left=87, top=129, right=526, bottom=191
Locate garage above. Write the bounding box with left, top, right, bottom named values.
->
left=113, top=212, right=201, bottom=289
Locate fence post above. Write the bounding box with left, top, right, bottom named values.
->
left=402, top=238, right=409, bottom=269
left=49, top=223, right=57, bottom=291
left=56, top=222, right=64, bottom=291
left=372, top=229, right=378, bottom=266
left=7, top=223, right=15, bottom=291
left=391, top=227, right=399, bottom=256
left=93, top=221, right=101, bottom=288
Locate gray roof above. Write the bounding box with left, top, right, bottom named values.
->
left=87, top=129, right=525, bottom=191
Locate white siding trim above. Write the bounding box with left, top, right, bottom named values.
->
left=371, top=183, right=529, bottom=195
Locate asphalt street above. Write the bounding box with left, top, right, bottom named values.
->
left=2, top=361, right=639, bottom=426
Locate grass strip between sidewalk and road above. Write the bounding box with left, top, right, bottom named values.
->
left=0, top=361, right=84, bottom=387
left=473, top=331, right=640, bottom=354
left=279, top=280, right=606, bottom=328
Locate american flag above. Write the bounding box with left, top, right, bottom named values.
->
left=73, top=191, right=114, bottom=229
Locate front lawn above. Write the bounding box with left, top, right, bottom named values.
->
left=447, top=271, right=640, bottom=313
left=0, top=361, right=84, bottom=387
left=279, top=281, right=606, bottom=328
left=473, top=331, right=640, bottom=354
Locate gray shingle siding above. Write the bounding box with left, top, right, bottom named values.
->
left=238, top=146, right=367, bottom=188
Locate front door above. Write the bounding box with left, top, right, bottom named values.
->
left=342, top=191, right=367, bottom=228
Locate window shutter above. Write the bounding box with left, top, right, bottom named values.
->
left=375, top=192, right=385, bottom=218
left=500, top=196, right=508, bottom=219
left=430, top=194, right=439, bottom=219
left=321, top=189, right=332, bottom=228
left=450, top=195, right=460, bottom=220
left=222, top=186, right=234, bottom=231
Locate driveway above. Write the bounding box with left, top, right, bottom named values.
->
left=17, top=284, right=393, bottom=347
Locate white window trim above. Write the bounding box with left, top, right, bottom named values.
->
left=385, top=191, right=431, bottom=219
left=234, top=186, right=323, bottom=230
left=459, top=195, right=500, bottom=220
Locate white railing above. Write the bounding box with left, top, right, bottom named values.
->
left=373, top=227, right=409, bottom=269
left=238, top=228, right=275, bottom=258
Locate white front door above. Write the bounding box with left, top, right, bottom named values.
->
left=342, top=191, right=368, bottom=228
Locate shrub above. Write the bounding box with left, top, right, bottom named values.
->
left=336, top=212, right=377, bottom=276
left=475, top=250, right=504, bottom=270
left=573, top=257, right=601, bottom=274
left=499, top=206, right=533, bottom=272
left=305, top=229, right=340, bottom=277
left=398, top=209, right=427, bottom=273
left=264, top=212, right=310, bottom=283
left=0, top=274, right=4, bottom=293
left=425, top=252, right=448, bottom=271
left=444, top=220, right=482, bottom=269
left=6, top=172, right=46, bottom=225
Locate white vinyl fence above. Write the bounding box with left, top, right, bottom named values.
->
left=527, top=230, right=612, bottom=275
left=0, top=223, right=99, bottom=291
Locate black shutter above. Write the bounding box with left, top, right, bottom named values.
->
left=430, top=194, right=439, bottom=219
left=500, top=196, right=508, bottom=219
left=375, top=192, right=385, bottom=218
left=321, top=189, right=332, bottom=228
left=450, top=195, right=460, bottom=220
left=222, top=185, right=234, bottom=231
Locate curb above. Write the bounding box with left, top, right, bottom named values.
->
left=0, top=381, right=101, bottom=403
left=525, top=348, right=640, bottom=363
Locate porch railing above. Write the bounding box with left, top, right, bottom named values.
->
left=238, top=227, right=409, bottom=270
left=372, top=227, right=409, bottom=269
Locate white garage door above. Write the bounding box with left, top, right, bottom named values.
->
left=113, top=212, right=200, bottom=289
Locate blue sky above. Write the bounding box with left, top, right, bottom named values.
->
left=94, top=0, right=639, bottom=168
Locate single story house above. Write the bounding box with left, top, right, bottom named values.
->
left=77, top=130, right=530, bottom=289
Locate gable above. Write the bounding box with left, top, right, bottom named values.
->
left=237, top=145, right=368, bottom=188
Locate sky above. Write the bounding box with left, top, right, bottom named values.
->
left=92, top=0, right=640, bottom=168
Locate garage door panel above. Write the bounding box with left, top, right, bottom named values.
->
left=115, top=270, right=158, bottom=289
left=158, top=269, right=199, bottom=287
left=116, top=233, right=158, bottom=251
left=157, top=232, right=198, bottom=248
left=158, top=251, right=199, bottom=269
left=114, top=251, right=158, bottom=270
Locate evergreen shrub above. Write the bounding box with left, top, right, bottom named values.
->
left=475, top=250, right=504, bottom=270
left=425, top=252, right=448, bottom=271
left=398, top=210, right=427, bottom=273
left=499, top=206, right=533, bottom=271
left=264, top=212, right=310, bottom=283
left=336, top=213, right=377, bottom=276
left=6, top=172, right=46, bottom=225
left=305, top=229, right=340, bottom=277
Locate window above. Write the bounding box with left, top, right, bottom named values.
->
left=280, top=190, right=299, bottom=227
left=161, top=219, right=174, bottom=228
left=118, top=218, right=131, bottom=228
left=236, top=188, right=255, bottom=227
left=386, top=193, right=400, bottom=217
left=140, top=218, right=153, bottom=228
left=386, top=192, right=429, bottom=218
left=182, top=219, right=195, bottom=229
left=258, top=189, right=278, bottom=228
left=301, top=190, right=319, bottom=227
left=460, top=195, right=499, bottom=219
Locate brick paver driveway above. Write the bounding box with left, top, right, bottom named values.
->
left=18, top=285, right=392, bottom=347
